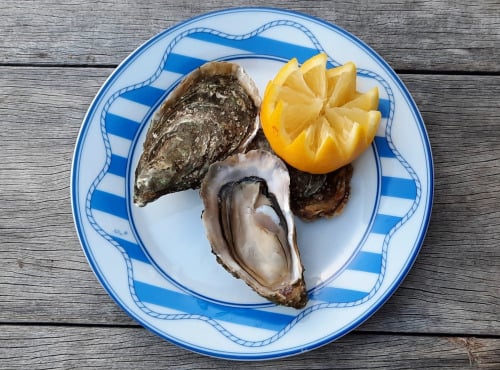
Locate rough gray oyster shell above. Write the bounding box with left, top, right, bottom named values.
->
left=134, top=61, right=260, bottom=206
left=200, top=150, right=308, bottom=309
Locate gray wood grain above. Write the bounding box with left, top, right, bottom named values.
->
left=0, top=325, right=498, bottom=369
left=1, top=1, right=499, bottom=72
left=0, top=67, right=499, bottom=336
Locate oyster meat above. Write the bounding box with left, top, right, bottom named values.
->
left=200, top=150, right=307, bottom=309
left=247, top=130, right=353, bottom=221
left=134, top=61, right=260, bottom=206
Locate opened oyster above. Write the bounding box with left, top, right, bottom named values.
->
left=200, top=150, right=307, bottom=309
left=134, top=61, right=260, bottom=206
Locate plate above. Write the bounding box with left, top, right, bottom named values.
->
left=71, top=7, right=433, bottom=360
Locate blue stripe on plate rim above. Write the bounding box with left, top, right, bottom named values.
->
left=71, top=7, right=434, bottom=360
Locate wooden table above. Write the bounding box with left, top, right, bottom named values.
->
left=1, top=1, right=499, bottom=368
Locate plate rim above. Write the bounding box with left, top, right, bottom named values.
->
left=70, top=6, right=434, bottom=360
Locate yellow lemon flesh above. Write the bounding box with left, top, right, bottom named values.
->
left=260, top=53, right=381, bottom=174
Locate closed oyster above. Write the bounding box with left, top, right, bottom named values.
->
left=200, top=150, right=307, bottom=309
left=247, top=130, right=353, bottom=221
left=288, top=164, right=353, bottom=221
left=134, top=61, right=260, bottom=206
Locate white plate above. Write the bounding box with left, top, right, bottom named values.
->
left=71, top=7, right=433, bottom=360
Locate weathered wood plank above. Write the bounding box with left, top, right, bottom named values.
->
left=0, top=67, right=499, bottom=335
left=0, top=325, right=498, bottom=369
left=0, top=1, right=499, bottom=72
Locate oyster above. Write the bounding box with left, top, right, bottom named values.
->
left=247, top=130, right=353, bottom=221
left=288, top=165, right=353, bottom=221
left=200, top=150, right=307, bottom=309
left=134, top=61, right=260, bottom=206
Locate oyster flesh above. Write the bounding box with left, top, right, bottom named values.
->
left=134, top=61, right=260, bottom=206
left=200, top=150, right=307, bottom=309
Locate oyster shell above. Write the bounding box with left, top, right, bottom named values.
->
left=247, top=130, right=353, bottom=221
left=134, top=61, right=260, bottom=206
left=200, top=150, right=307, bottom=309
left=288, top=164, right=353, bottom=221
